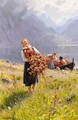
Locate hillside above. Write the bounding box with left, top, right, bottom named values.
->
left=1, top=0, right=78, bottom=63
left=0, top=2, right=56, bottom=63
left=0, top=59, right=78, bottom=120
left=62, top=19, right=78, bottom=39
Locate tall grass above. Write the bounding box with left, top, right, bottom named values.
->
left=0, top=60, right=78, bottom=120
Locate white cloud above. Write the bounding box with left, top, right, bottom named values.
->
left=0, top=0, right=7, bottom=6
left=1, top=0, right=78, bottom=26
left=26, top=0, right=78, bottom=26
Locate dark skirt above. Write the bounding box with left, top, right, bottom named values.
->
left=23, top=62, right=38, bottom=86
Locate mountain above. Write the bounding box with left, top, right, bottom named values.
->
left=37, top=14, right=57, bottom=30
left=0, top=2, right=57, bottom=63
left=0, top=0, right=78, bottom=63
left=56, top=18, right=77, bottom=33
left=62, top=19, right=78, bottom=39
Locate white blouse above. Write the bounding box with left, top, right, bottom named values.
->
left=21, top=47, right=40, bottom=62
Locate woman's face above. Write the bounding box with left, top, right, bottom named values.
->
left=22, top=39, right=29, bottom=47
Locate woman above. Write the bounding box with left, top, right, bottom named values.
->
left=52, top=52, right=60, bottom=67
left=21, top=38, right=40, bottom=93
left=59, top=56, right=67, bottom=66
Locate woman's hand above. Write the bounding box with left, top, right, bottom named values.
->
left=24, top=59, right=28, bottom=62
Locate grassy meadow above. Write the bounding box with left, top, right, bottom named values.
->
left=0, top=59, right=78, bottom=120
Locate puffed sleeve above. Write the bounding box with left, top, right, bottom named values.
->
left=21, top=50, right=27, bottom=61
left=33, top=47, right=40, bottom=54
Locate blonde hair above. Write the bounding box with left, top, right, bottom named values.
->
left=21, top=38, right=29, bottom=46
left=53, top=52, right=57, bottom=55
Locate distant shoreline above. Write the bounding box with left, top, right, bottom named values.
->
left=58, top=44, right=78, bottom=46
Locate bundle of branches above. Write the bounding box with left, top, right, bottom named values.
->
left=27, top=54, right=47, bottom=76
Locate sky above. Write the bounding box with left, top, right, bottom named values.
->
left=1, top=0, right=78, bottom=26
left=27, top=0, right=78, bottom=26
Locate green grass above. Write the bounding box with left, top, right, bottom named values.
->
left=0, top=60, right=78, bottom=120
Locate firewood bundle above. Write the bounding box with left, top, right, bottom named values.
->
left=27, top=54, right=47, bottom=76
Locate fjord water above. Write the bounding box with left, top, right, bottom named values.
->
left=56, top=45, right=78, bottom=68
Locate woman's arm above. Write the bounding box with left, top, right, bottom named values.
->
left=21, top=50, right=27, bottom=62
